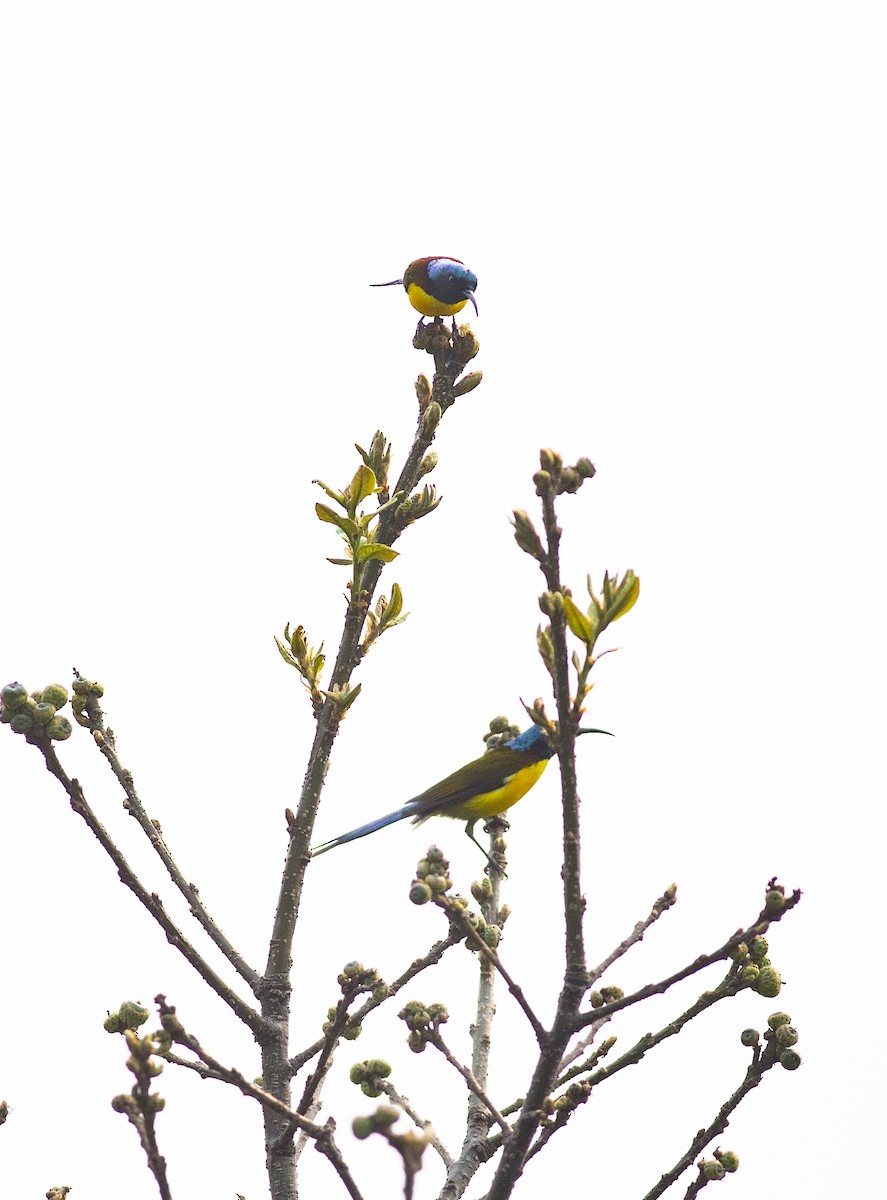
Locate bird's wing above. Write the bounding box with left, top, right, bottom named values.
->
left=406, top=749, right=521, bottom=819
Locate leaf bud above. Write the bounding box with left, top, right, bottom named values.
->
left=559, top=468, right=582, bottom=494
left=701, top=1160, right=726, bottom=1181
left=767, top=1011, right=791, bottom=1030
left=417, top=452, right=438, bottom=479
left=421, top=401, right=442, bottom=437
left=764, top=886, right=786, bottom=914
left=453, top=370, right=483, bottom=397
left=415, top=374, right=432, bottom=408
left=539, top=448, right=562, bottom=474
left=512, top=509, right=545, bottom=558
left=532, top=470, right=551, bottom=495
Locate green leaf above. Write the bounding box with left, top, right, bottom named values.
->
left=316, top=504, right=359, bottom=537
left=564, top=594, right=596, bottom=645
left=349, top=465, right=377, bottom=507
left=385, top=582, right=403, bottom=623
left=356, top=544, right=399, bottom=564
left=274, top=637, right=298, bottom=668
left=610, top=571, right=640, bottom=623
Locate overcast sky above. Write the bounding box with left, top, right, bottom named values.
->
left=1, top=4, right=884, bottom=1198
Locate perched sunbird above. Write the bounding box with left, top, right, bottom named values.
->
left=370, top=256, right=479, bottom=318
left=311, top=724, right=610, bottom=860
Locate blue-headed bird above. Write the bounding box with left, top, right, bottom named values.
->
left=310, top=724, right=610, bottom=861
left=370, top=256, right=478, bottom=318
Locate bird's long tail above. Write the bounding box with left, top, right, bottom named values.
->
left=310, top=803, right=418, bottom=857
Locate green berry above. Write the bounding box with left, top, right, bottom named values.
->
left=749, top=936, right=769, bottom=962
left=701, top=1160, right=726, bottom=1180
left=47, top=715, right=73, bottom=741
left=740, top=1028, right=759, bottom=1047
left=753, top=966, right=782, bottom=998
left=119, top=1001, right=150, bottom=1029
left=42, top=684, right=69, bottom=709
left=767, top=1011, right=791, bottom=1030
left=409, top=881, right=433, bottom=905
left=352, top=1116, right=373, bottom=1140
left=775, top=1024, right=799, bottom=1048
left=1, top=683, right=29, bottom=713
left=780, top=1048, right=801, bottom=1071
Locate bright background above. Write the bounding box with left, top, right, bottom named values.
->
left=1, top=3, right=883, bottom=1197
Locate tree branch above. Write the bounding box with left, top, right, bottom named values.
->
left=37, top=742, right=265, bottom=1036
left=76, top=678, right=261, bottom=991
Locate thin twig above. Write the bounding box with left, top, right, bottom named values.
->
left=425, top=1031, right=511, bottom=1136
left=587, top=883, right=678, bottom=986
left=289, top=930, right=462, bottom=1074
left=154, top=996, right=365, bottom=1200
left=573, top=888, right=802, bottom=1032
left=381, top=1082, right=453, bottom=1167
left=38, top=743, right=266, bottom=1036
left=77, top=681, right=261, bottom=990
left=437, top=897, right=546, bottom=1044
left=642, top=1039, right=784, bottom=1200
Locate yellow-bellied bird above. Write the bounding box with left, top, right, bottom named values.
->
left=371, top=256, right=478, bottom=318
left=311, top=724, right=610, bottom=860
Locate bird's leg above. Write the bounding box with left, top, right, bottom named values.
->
left=465, top=819, right=508, bottom=878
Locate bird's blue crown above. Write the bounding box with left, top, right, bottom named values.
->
left=426, top=258, right=478, bottom=294
left=505, top=725, right=552, bottom=756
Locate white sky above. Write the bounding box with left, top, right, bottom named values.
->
left=1, top=3, right=884, bottom=1198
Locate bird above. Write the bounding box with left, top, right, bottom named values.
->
left=370, top=256, right=478, bottom=319
left=310, top=723, right=611, bottom=861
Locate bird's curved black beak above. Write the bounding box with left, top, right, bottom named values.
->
left=466, top=292, right=478, bottom=315
left=577, top=727, right=614, bottom=737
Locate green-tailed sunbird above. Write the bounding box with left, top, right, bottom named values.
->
left=310, top=724, right=610, bottom=859
left=370, top=256, right=478, bottom=318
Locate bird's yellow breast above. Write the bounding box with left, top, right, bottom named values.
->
left=406, top=282, right=469, bottom=318
left=453, top=758, right=550, bottom=821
